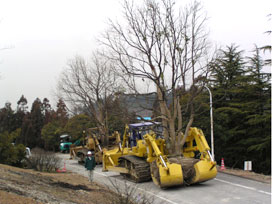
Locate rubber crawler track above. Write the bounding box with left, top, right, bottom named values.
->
left=118, top=155, right=151, bottom=183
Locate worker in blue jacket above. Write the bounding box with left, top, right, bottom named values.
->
left=85, top=151, right=96, bottom=182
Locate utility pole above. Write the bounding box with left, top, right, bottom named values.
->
left=204, top=85, right=214, bottom=161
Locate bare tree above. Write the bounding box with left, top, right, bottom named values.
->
left=100, top=0, right=212, bottom=154
left=57, top=53, right=124, bottom=145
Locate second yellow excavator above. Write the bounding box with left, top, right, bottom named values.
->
left=102, top=122, right=217, bottom=188
left=70, top=128, right=122, bottom=164
left=70, top=128, right=103, bottom=163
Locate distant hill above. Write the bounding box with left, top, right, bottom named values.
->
left=120, top=93, right=157, bottom=118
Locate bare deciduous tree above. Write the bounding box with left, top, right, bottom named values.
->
left=100, top=0, right=212, bottom=154
left=57, top=53, right=123, bottom=145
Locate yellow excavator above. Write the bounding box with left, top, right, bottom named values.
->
left=70, top=128, right=104, bottom=163
left=70, top=128, right=122, bottom=164
left=102, top=122, right=217, bottom=188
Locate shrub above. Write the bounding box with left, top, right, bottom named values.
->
left=27, top=148, right=61, bottom=172
left=0, top=131, right=26, bottom=166
left=104, top=178, right=154, bottom=204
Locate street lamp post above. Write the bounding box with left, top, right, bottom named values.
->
left=204, top=85, right=214, bottom=161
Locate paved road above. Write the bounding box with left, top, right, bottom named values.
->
left=58, top=154, right=271, bottom=204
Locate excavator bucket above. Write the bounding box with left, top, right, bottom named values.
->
left=151, top=161, right=183, bottom=188
left=168, top=156, right=217, bottom=185
left=159, top=163, right=184, bottom=188
left=191, top=160, right=217, bottom=183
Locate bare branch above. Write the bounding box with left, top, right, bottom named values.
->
left=100, top=0, right=212, bottom=154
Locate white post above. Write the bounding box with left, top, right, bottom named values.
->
left=204, top=85, right=214, bottom=161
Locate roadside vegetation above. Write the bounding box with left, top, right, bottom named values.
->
left=26, top=148, right=61, bottom=172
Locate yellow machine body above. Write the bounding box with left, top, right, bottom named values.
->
left=103, top=147, right=130, bottom=173
left=102, top=124, right=216, bottom=188
left=103, top=124, right=184, bottom=188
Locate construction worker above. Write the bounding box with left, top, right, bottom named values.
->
left=85, top=151, right=96, bottom=183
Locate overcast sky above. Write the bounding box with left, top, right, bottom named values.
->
left=0, top=0, right=271, bottom=109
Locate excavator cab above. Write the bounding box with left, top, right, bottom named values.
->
left=128, top=122, right=161, bottom=146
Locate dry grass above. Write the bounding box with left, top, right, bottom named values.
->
left=0, top=190, right=42, bottom=204
left=0, top=164, right=116, bottom=204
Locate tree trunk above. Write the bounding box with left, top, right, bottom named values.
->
left=175, top=97, right=182, bottom=154
left=169, top=118, right=176, bottom=155
left=181, top=109, right=194, bottom=147
left=157, top=86, right=183, bottom=156
left=156, top=86, right=170, bottom=141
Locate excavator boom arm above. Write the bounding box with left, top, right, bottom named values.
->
left=121, top=125, right=130, bottom=149
left=144, top=134, right=168, bottom=169
left=187, top=128, right=213, bottom=161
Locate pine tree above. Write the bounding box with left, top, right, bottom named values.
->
left=209, top=45, right=248, bottom=168
left=241, top=46, right=271, bottom=174
left=209, top=44, right=271, bottom=174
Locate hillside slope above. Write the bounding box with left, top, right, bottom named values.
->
left=0, top=164, right=114, bottom=204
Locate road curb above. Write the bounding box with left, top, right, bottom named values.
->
left=217, top=166, right=271, bottom=184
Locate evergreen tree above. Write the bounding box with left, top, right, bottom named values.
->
left=30, top=98, right=44, bottom=148
left=64, top=114, right=93, bottom=142
left=17, top=95, right=28, bottom=113
left=241, top=46, right=271, bottom=174
left=209, top=44, right=271, bottom=174
left=20, top=112, right=34, bottom=147
left=14, top=95, right=28, bottom=135
left=42, top=98, right=54, bottom=125
left=41, top=120, right=63, bottom=151
left=0, top=131, right=26, bottom=166
left=0, top=102, right=15, bottom=133
left=210, top=45, right=246, bottom=166
left=56, top=99, right=69, bottom=127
